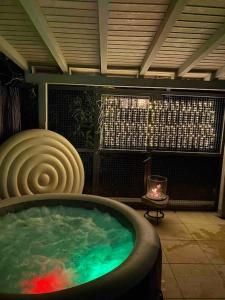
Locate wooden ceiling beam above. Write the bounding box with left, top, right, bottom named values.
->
left=98, top=0, right=108, bottom=74
left=65, top=67, right=212, bottom=81
left=25, top=72, right=225, bottom=91
left=0, top=35, right=28, bottom=70
left=69, top=67, right=175, bottom=78
left=145, top=71, right=175, bottom=79
left=216, top=65, right=225, bottom=79
left=182, top=72, right=212, bottom=81
left=178, top=25, right=225, bottom=77
left=18, top=0, right=68, bottom=73
left=139, top=0, right=186, bottom=75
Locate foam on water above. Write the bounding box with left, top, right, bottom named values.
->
left=0, top=206, right=134, bottom=294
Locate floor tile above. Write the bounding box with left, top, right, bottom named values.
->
left=177, top=211, right=210, bottom=224
left=144, top=211, right=225, bottom=300
left=185, top=223, right=225, bottom=241
left=162, top=240, right=209, bottom=264
left=162, top=248, right=168, bottom=263
left=203, top=212, right=225, bottom=225
left=214, top=264, right=225, bottom=282
left=154, top=223, right=193, bottom=240
left=161, top=264, right=183, bottom=299
left=171, top=264, right=225, bottom=299
left=163, top=211, right=181, bottom=224
left=135, top=209, right=181, bottom=225
left=135, top=210, right=145, bottom=218
left=198, top=241, right=225, bottom=264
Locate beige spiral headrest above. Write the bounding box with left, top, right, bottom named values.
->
left=0, top=129, right=84, bottom=199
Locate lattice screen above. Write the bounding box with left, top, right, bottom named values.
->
left=151, top=155, right=220, bottom=201
left=149, top=95, right=224, bottom=152
left=48, top=86, right=96, bottom=149
left=47, top=86, right=224, bottom=203
left=98, top=152, right=146, bottom=197
left=100, top=94, right=149, bottom=150
left=78, top=152, right=93, bottom=194
left=100, top=94, right=224, bottom=153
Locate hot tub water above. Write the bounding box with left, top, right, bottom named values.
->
left=0, top=206, right=134, bottom=294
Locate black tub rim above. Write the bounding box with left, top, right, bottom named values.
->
left=0, top=193, right=160, bottom=300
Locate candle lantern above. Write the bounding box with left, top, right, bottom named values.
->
left=142, top=158, right=169, bottom=224
left=146, top=175, right=167, bottom=201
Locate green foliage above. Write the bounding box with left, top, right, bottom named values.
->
left=68, top=90, right=96, bottom=149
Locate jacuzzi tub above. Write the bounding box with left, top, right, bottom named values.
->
left=0, top=193, right=162, bottom=300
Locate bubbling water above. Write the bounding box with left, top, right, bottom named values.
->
left=0, top=206, right=134, bottom=294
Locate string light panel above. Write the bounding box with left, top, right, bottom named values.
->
left=100, top=94, right=224, bottom=153
left=149, top=95, right=224, bottom=152
left=100, top=95, right=150, bottom=150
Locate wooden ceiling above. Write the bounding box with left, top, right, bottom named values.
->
left=1, top=0, right=225, bottom=81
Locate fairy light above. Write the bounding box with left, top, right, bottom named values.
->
left=100, top=94, right=222, bottom=152
left=100, top=95, right=149, bottom=150
left=148, top=96, right=219, bottom=151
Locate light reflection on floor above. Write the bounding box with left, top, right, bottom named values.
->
left=136, top=210, right=225, bottom=300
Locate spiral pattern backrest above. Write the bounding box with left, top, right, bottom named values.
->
left=0, top=129, right=84, bottom=199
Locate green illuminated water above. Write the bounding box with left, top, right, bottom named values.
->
left=0, top=205, right=134, bottom=294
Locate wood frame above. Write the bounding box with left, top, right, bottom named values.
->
left=178, top=25, right=225, bottom=76
left=98, top=0, right=108, bottom=74
left=18, top=0, right=68, bottom=73
left=216, top=65, right=225, bottom=79
left=218, top=107, right=225, bottom=217
left=38, top=82, right=48, bottom=129
left=26, top=72, right=225, bottom=91
left=140, top=0, right=186, bottom=75
left=0, top=35, right=28, bottom=71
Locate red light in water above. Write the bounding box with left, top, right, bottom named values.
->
left=21, top=268, right=71, bottom=294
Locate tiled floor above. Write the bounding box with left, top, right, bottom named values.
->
left=136, top=210, right=225, bottom=300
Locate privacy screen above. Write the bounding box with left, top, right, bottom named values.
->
left=100, top=94, right=224, bottom=153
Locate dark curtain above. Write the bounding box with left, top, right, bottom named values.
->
left=0, top=86, right=6, bottom=142
left=0, top=85, right=21, bottom=143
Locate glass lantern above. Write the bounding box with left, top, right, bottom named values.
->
left=146, top=175, right=167, bottom=200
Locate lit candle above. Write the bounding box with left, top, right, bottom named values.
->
left=148, top=183, right=162, bottom=200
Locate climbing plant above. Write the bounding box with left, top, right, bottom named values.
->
left=48, top=87, right=97, bottom=149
